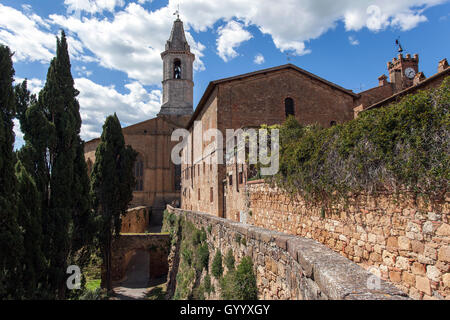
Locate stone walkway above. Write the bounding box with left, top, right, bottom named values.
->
left=113, top=250, right=150, bottom=300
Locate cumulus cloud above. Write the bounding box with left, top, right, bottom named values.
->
left=254, top=53, right=265, bottom=65
left=50, top=3, right=206, bottom=85
left=216, top=20, right=252, bottom=62
left=0, top=4, right=56, bottom=63
left=75, top=78, right=162, bottom=140
left=0, top=4, right=95, bottom=64
left=177, top=0, right=446, bottom=55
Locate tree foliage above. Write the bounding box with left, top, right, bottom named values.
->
left=12, top=31, right=95, bottom=299
left=270, top=77, right=450, bottom=203
left=90, top=113, right=137, bottom=291
left=0, top=44, right=24, bottom=299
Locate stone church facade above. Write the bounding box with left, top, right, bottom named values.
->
left=84, top=17, right=449, bottom=226
left=84, top=18, right=195, bottom=225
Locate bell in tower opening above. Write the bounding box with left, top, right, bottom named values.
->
left=174, top=59, right=182, bottom=79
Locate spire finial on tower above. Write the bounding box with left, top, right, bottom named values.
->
left=395, top=38, right=404, bottom=54
left=173, top=4, right=180, bottom=20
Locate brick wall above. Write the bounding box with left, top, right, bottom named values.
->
left=246, top=183, right=450, bottom=300
left=166, top=206, right=408, bottom=300
left=181, top=68, right=356, bottom=218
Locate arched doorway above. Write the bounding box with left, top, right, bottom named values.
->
left=121, top=249, right=150, bottom=288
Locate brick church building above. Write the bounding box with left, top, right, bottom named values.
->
left=84, top=17, right=449, bottom=225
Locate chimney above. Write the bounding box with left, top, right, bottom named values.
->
left=378, top=74, right=388, bottom=86
left=438, top=58, right=449, bottom=73
left=413, top=72, right=426, bottom=86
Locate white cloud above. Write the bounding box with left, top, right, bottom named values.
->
left=75, top=78, right=162, bottom=140
left=254, top=53, right=265, bottom=65
left=64, top=0, right=125, bottom=15
left=177, top=0, right=446, bottom=55
left=0, top=4, right=56, bottom=63
left=348, top=36, right=360, bottom=46
left=216, top=20, right=252, bottom=62
left=50, top=3, right=206, bottom=85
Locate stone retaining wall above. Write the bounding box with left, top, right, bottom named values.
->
left=246, top=183, right=450, bottom=300
left=167, top=206, right=408, bottom=300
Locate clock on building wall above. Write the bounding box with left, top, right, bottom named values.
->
left=405, top=67, right=416, bottom=79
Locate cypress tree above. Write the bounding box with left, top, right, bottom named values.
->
left=0, top=44, right=24, bottom=299
left=91, top=114, right=137, bottom=291
left=14, top=31, right=95, bottom=299
left=37, top=30, right=95, bottom=299
left=15, top=160, right=46, bottom=299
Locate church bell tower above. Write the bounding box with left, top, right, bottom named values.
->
left=158, top=16, right=195, bottom=116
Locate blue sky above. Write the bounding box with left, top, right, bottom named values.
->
left=1, top=0, right=449, bottom=148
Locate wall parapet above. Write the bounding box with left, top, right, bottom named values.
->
left=167, top=205, right=408, bottom=300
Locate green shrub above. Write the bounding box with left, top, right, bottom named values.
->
left=211, top=251, right=223, bottom=279
left=195, top=243, right=210, bottom=272
left=192, top=229, right=202, bottom=246
left=270, top=77, right=450, bottom=203
left=235, top=233, right=241, bottom=244
left=225, top=249, right=235, bottom=271
left=182, top=246, right=193, bottom=266
left=204, top=274, right=213, bottom=295
left=200, top=228, right=207, bottom=242
left=207, top=225, right=212, bottom=234
left=220, top=257, right=257, bottom=300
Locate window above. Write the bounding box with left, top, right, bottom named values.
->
left=239, top=171, right=243, bottom=185
left=174, top=164, right=181, bottom=191
left=198, top=188, right=201, bottom=201
left=285, top=98, right=295, bottom=117
left=229, top=174, right=233, bottom=186
left=210, top=187, right=213, bottom=203
left=134, top=156, right=144, bottom=191
left=174, top=59, right=181, bottom=79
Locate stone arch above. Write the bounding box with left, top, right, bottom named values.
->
left=109, top=234, right=170, bottom=284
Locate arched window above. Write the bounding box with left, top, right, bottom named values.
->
left=285, top=98, right=295, bottom=117
left=174, top=59, right=182, bottom=79
left=134, top=156, right=144, bottom=191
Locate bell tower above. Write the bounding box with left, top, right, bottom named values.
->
left=159, top=16, right=195, bottom=116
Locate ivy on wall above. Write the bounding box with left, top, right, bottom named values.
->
left=266, top=77, right=449, bottom=204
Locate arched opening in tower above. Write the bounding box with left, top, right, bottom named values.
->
left=174, top=59, right=182, bottom=79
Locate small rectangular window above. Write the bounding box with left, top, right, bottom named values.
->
left=210, top=187, right=213, bottom=203
left=198, top=188, right=201, bottom=201
left=229, top=174, right=233, bottom=186
left=239, top=172, right=243, bottom=185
